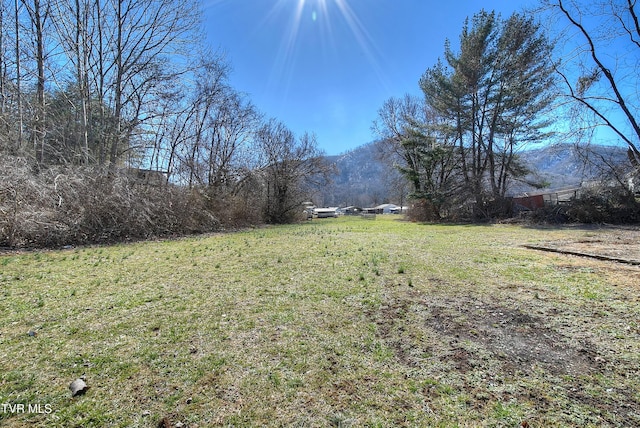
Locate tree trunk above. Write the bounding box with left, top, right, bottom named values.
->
left=74, top=0, right=89, bottom=164
left=0, top=4, right=6, bottom=142
left=109, top=0, right=123, bottom=169
left=14, top=0, right=23, bottom=152
left=31, top=0, right=46, bottom=165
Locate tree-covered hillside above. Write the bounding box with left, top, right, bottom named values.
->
left=314, top=142, right=630, bottom=208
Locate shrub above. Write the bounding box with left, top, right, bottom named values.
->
left=0, top=156, right=221, bottom=248
left=564, top=186, right=640, bottom=224
left=528, top=185, right=640, bottom=224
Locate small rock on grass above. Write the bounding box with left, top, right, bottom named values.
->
left=69, top=378, right=89, bottom=397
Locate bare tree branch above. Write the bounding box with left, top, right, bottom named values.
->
left=555, top=0, right=640, bottom=161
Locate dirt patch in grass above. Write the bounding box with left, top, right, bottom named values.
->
left=529, top=225, right=640, bottom=266
left=372, top=285, right=640, bottom=427
left=426, top=298, right=593, bottom=376
left=373, top=290, right=592, bottom=376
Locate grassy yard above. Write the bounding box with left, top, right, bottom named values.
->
left=0, top=216, right=638, bottom=427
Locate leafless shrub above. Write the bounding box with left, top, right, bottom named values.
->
left=527, top=185, right=640, bottom=224
left=563, top=186, right=639, bottom=224
left=0, top=156, right=220, bottom=248
left=209, top=194, right=262, bottom=229
left=407, top=199, right=440, bottom=222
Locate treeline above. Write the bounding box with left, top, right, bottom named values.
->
left=373, top=3, right=640, bottom=222
left=0, top=0, right=330, bottom=247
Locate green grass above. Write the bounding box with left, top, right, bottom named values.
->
left=0, top=217, right=638, bottom=427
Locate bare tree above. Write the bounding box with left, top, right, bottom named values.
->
left=205, top=90, right=259, bottom=194
left=13, top=0, right=23, bottom=152
left=50, top=0, right=92, bottom=163
left=255, top=119, right=332, bottom=224
left=543, top=0, right=640, bottom=168
left=104, top=0, right=200, bottom=168
left=91, top=0, right=108, bottom=164
left=179, top=55, right=231, bottom=187
left=373, top=95, right=461, bottom=219
left=0, top=0, right=7, bottom=147
left=372, top=94, right=424, bottom=158
left=21, top=0, right=49, bottom=164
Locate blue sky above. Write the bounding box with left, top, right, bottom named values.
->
left=203, top=1, right=536, bottom=155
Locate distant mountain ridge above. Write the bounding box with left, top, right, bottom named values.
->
left=317, top=143, right=396, bottom=207
left=516, top=143, right=628, bottom=192
left=315, top=142, right=629, bottom=206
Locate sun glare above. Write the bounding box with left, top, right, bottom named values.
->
left=262, top=0, right=388, bottom=97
